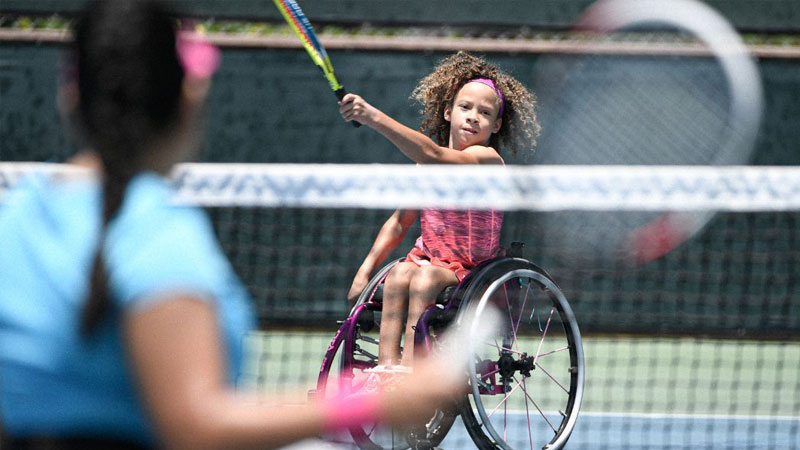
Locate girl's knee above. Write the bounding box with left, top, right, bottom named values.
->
left=385, top=262, right=415, bottom=289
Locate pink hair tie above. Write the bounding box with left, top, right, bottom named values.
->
left=176, top=32, right=221, bottom=80
left=467, top=77, right=505, bottom=116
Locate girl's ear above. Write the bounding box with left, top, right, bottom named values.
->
left=492, top=117, right=502, bottom=134
left=443, top=105, right=452, bottom=122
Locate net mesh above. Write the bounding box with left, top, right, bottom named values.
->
left=2, top=162, right=798, bottom=449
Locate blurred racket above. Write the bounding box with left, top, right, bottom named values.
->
left=272, top=0, right=360, bottom=127
left=530, top=0, right=763, bottom=266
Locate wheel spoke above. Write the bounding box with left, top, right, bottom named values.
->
left=488, top=340, right=525, bottom=356
left=503, top=284, right=519, bottom=353
left=535, top=361, right=570, bottom=394
left=481, top=367, right=501, bottom=380
left=516, top=376, right=558, bottom=434
left=533, top=307, right=555, bottom=367
left=504, top=392, right=508, bottom=441
left=535, top=345, right=570, bottom=358
left=513, top=280, right=533, bottom=350
left=521, top=377, right=535, bottom=450
left=487, top=378, right=524, bottom=418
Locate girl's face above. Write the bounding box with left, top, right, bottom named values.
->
left=444, top=82, right=503, bottom=150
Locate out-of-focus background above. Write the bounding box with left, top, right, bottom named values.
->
left=1, top=1, right=798, bottom=448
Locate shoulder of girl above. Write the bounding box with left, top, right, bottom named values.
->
left=464, top=145, right=503, bottom=163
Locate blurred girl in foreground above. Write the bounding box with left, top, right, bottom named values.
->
left=0, top=1, right=461, bottom=448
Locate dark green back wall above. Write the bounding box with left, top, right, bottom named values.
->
left=1, top=42, right=798, bottom=337
left=2, top=43, right=799, bottom=165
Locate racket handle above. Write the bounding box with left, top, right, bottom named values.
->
left=335, top=87, right=362, bottom=128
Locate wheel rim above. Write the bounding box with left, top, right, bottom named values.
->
left=463, top=268, right=584, bottom=450
left=342, top=307, right=411, bottom=449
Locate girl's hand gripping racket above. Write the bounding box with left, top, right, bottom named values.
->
left=273, top=0, right=361, bottom=127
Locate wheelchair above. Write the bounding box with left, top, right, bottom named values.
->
left=312, top=243, right=584, bottom=450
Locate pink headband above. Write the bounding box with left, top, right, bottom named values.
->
left=176, top=32, right=221, bottom=80
left=62, top=31, right=220, bottom=85
left=467, top=78, right=505, bottom=116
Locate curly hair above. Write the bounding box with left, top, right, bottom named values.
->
left=411, top=51, right=540, bottom=159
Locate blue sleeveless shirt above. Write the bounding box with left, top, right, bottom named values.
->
left=0, top=171, right=255, bottom=446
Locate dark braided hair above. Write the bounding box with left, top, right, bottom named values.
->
left=75, top=0, right=184, bottom=335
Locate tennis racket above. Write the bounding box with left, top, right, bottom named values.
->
left=273, top=0, right=360, bottom=127
left=529, top=0, right=763, bottom=267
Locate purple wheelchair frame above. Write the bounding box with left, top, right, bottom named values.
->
left=312, top=255, right=503, bottom=400
left=310, top=244, right=584, bottom=450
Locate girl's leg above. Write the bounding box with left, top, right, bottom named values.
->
left=401, top=266, right=459, bottom=366
left=378, top=262, right=417, bottom=365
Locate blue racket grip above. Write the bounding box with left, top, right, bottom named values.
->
left=335, top=88, right=362, bottom=128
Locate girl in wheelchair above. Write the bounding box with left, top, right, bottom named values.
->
left=338, top=51, right=540, bottom=373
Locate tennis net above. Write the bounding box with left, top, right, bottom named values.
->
left=1, top=162, right=798, bottom=449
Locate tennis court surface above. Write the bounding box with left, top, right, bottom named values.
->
left=2, top=159, right=799, bottom=450
left=242, top=330, right=799, bottom=449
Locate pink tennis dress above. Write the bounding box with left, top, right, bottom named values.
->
left=406, top=208, right=504, bottom=281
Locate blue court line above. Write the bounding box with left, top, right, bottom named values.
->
left=438, top=411, right=799, bottom=449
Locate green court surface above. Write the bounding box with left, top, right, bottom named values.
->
left=240, top=330, right=800, bottom=417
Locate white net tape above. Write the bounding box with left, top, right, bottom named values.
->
left=1, top=162, right=799, bottom=211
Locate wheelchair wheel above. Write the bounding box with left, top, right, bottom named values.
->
left=315, top=258, right=457, bottom=450
left=455, top=258, right=584, bottom=450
